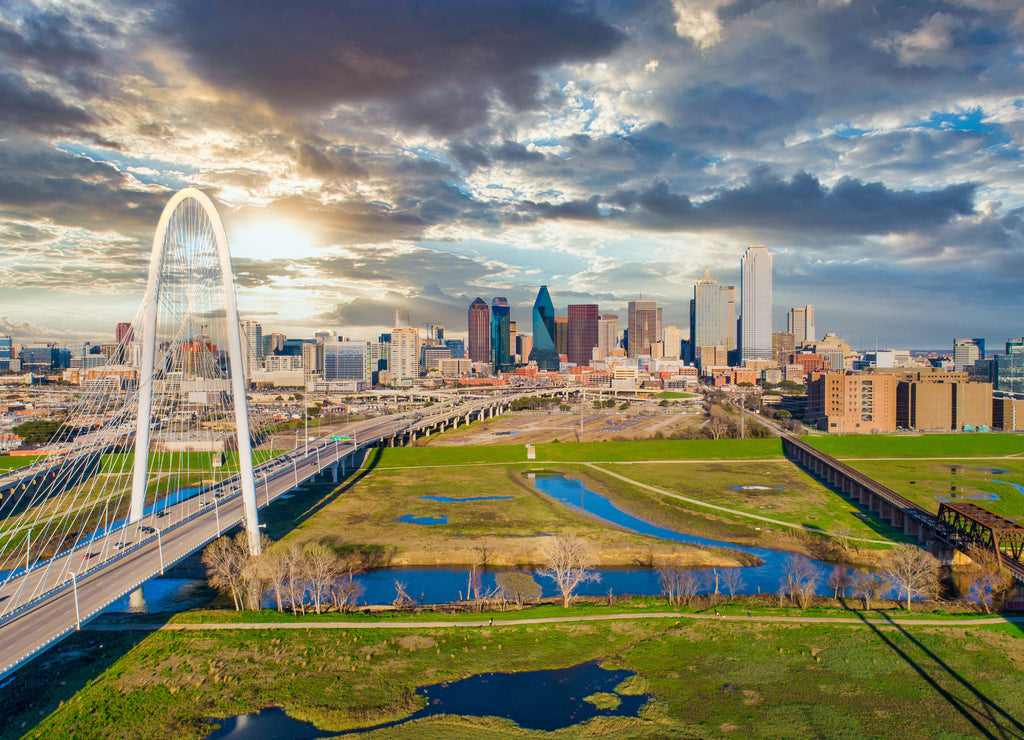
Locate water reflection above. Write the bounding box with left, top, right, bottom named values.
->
left=206, top=661, right=649, bottom=739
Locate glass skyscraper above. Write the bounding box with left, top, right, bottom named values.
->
left=529, top=285, right=559, bottom=370
left=491, top=297, right=512, bottom=372
left=740, top=245, right=773, bottom=362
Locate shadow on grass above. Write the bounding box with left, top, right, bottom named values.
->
left=261, top=447, right=383, bottom=540
left=0, top=610, right=175, bottom=740
left=842, top=602, right=1024, bottom=739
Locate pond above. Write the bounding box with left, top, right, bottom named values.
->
left=529, top=473, right=866, bottom=597
left=206, top=661, right=649, bottom=738
left=419, top=495, right=513, bottom=503
left=394, top=514, right=448, bottom=526
left=104, top=473, right=893, bottom=616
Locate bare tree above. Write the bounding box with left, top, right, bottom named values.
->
left=851, top=571, right=886, bottom=610
left=658, top=568, right=681, bottom=606
left=881, top=544, right=940, bottom=610
left=538, top=534, right=600, bottom=607
left=721, top=568, right=745, bottom=600
left=660, top=568, right=702, bottom=606
left=495, top=571, right=542, bottom=609
left=283, top=544, right=307, bottom=615
left=782, top=554, right=819, bottom=608
left=702, top=406, right=732, bottom=440
left=678, top=570, right=702, bottom=606
left=393, top=579, right=413, bottom=607
left=328, top=573, right=364, bottom=611
left=967, top=549, right=1014, bottom=614
left=826, top=565, right=852, bottom=600
left=827, top=522, right=853, bottom=553
left=240, top=534, right=273, bottom=610
left=257, top=548, right=290, bottom=612
left=202, top=533, right=248, bottom=610
left=303, top=542, right=340, bottom=614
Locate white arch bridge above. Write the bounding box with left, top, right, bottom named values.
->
left=0, top=189, right=558, bottom=680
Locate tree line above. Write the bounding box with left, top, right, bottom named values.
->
left=201, top=533, right=373, bottom=613
left=203, top=533, right=1015, bottom=614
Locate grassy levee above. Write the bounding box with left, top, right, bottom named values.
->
left=802, top=434, right=1024, bottom=521
left=379, top=438, right=785, bottom=468
left=7, top=604, right=1023, bottom=739
left=804, top=433, right=1024, bottom=459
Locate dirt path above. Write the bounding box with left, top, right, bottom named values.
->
left=86, top=611, right=1024, bottom=631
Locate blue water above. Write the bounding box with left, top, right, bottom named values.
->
left=207, top=661, right=648, bottom=738
left=207, top=707, right=340, bottom=739
left=991, top=479, right=1024, bottom=498
left=419, top=495, right=513, bottom=503
left=530, top=474, right=853, bottom=597
left=395, top=514, right=448, bottom=526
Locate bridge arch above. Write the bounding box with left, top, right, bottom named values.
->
left=129, top=188, right=261, bottom=554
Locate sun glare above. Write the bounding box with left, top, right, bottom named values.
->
left=229, top=219, right=317, bottom=261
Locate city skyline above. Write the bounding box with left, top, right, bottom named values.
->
left=1, top=1, right=1023, bottom=348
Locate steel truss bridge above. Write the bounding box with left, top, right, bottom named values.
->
left=782, top=435, right=1024, bottom=586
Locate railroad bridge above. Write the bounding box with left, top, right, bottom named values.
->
left=781, top=435, right=1024, bottom=586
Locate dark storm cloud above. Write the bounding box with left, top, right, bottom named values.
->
left=159, top=0, right=624, bottom=131
left=0, top=142, right=168, bottom=233
left=522, top=169, right=977, bottom=237
left=667, top=84, right=809, bottom=148
left=0, top=71, right=94, bottom=134
left=295, top=142, right=367, bottom=181
left=0, top=11, right=103, bottom=75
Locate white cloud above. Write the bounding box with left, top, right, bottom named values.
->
left=671, top=0, right=728, bottom=50
left=877, top=13, right=963, bottom=68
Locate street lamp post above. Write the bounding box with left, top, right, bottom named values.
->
left=70, top=571, right=81, bottom=630
left=155, top=527, right=165, bottom=575
left=213, top=494, right=221, bottom=534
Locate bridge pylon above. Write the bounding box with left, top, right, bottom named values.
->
left=129, top=188, right=261, bottom=555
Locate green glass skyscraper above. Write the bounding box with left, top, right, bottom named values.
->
left=529, top=285, right=559, bottom=370
left=491, top=297, right=512, bottom=372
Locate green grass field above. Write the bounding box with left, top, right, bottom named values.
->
left=801, top=434, right=1024, bottom=522
left=262, top=458, right=738, bottom=569
left=377, top=438, right=785, bottom=468
left=805, top=433, right=1024, bottom=459
left=592, top=461, right=907, bottom=548
left=6, top=606, right=1022, bottom=739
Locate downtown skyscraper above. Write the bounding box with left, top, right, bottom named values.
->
left=567, top=304, right=598, bottom=367
left=740, top=245, right=773, bottom=363
left=467, top=298, right=490, bottom=363
left=627, top=300, right=661, bottom=357
left=490, top=297, right=512, bottom=372
left=691, top=268, right=735, bottom=354
left=529, top=285, right=559, bottom=370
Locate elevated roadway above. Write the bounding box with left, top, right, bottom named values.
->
left=0, top=389, right=554, bottom=680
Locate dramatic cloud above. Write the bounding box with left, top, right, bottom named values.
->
left=160, top=0, right=624, bottom=131
left=0, top=0, right=1022, bottom=345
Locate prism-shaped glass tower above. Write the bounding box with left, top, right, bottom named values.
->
left=529, top=285, right=559, bottom=370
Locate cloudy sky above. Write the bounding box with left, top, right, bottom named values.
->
left=1, top=0, right=1022, bottom=350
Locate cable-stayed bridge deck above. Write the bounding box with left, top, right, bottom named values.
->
left=0, top=392, right=541, bottom=680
